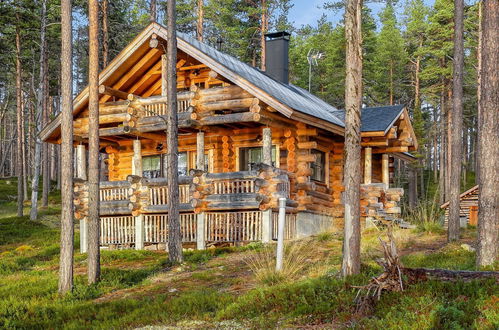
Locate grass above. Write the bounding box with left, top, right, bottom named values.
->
left=0, top=179, right=497, bottom=328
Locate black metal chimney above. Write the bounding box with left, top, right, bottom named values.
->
left=265, top=31, right=290, bottom=84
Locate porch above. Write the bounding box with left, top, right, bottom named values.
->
left=75, top=164, right=298, bottom=251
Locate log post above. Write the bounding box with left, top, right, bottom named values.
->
left=382, top=154, right=389, bottom=188
left=161, top=54, right=167, bottom=97
left=262, top=209, right=272, bottom=243
left=196, top=131, right=205, bottom=170
left=135, top=214, right=144, bottom=250
left=132, top=139, right=142, bottom=176
left=262, top=127, right=272, bottom=166
left=76, top=144, right=88, bottom=253
left=76, top=144, right=87, bottom=180
left=196, top=212, right=206, bottom=249
left=364, top=147, right=372, bottom=184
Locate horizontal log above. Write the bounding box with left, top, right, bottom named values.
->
left=99, top=180, right=131, bottom=189
left=403, top=268, right=499, bottom=282
left=202, top=200, right=261, bottom=211
left=74, top=113, right=131, bottom=127
left=99, top=85, right=129, bottom=100
left=297, top=141, right=318, bottom=149
left=204, top=170, right=259, bottom=181
left=308, top=189, right=334, bottom=202
left=204, top=193, right=264, bottom=203
left=196, top=98, right=258, bottom=112
left=142, top=203, right=193, bottom=213
left=200, top=112, right=260, bottom=125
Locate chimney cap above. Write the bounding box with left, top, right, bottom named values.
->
left=265, top=31, right=291, bottom=40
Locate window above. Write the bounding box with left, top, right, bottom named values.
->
left=239, top=146, right=277, bottom=171
left=310, top=149, right=326, bottom=182
left=143, top=155, right=161, bottom=179
left=143, top=152, right=188, bottom=178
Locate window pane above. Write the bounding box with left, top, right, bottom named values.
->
left=178, top=152, right=188, bottom=176
left=239, top=146, right=277, bottom=171
left=310, top=149, right=325, bottom=182
left=143, top=155, right=161, bottom=178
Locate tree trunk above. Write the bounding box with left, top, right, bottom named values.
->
left=15, top=21, right=24, bottom=217
left=342, top=0, right=363, bottom=277
left=438, top=89, right=446, bottom=204
left=58, top=0, right=74, bottom=294
left=448, top=0, right=464, bottom=242
left=101, top=0, right=109, bottom=67
left=150, top=0, right=157, bottom=22
left=475, top=1, right=482, bottom=185
left=87, top=0, right=101, bottom=284
left=42, top=92, right=51, bottom=207
left=30, top=0, right=48, bottom=221
left=166, top=0, right=183, bottom=263
left=197, top=0, right=203, bottom=41
left=476, top=0, right=498, bottom=268
left=260, top=0, right=267, bottom=71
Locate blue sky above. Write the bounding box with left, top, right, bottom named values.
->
left=288, top=0, right=437, bottom=29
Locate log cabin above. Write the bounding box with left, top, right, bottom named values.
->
left=40, top=23, right=418, bottom=251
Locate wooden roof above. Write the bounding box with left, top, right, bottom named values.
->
left=440, top=185, right=479, bottom=209
left=40, top=22, right=418, bottom=154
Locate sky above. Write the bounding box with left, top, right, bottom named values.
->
left=288, top=0, right=437, bottom=29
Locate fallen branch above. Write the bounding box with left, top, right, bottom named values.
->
left=354, top=227, right=499, bottom=314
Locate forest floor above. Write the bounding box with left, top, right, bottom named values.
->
left=0, top=179, right=497, bottom=329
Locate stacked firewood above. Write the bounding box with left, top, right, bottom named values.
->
left=361, top=184, right=404, bottom=224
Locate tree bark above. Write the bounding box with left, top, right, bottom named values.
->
left=87, top=0, right=101, bottom=284
left=101, top=0, right=109, bottom=67
left=58, top=0, right=74, bottom=295
left=30, top=0, right=48, bottom=220
left=260, top=0, right=267, bottom=71
left=42, top=92, right=51, bottom=207
left=342, top=0, right=363, bottom=277
left=448, top=0, right=464, bottom=242
left=15, top=20, right=24, bottom=217
left=150, top=0, right=157, bottom=23
left=197, top=0, right=203, bottom=41
left=438, top=89, right=446, bottom=204
left=166, top=0, right=183, bottom=263
left=476, top=0, right=498, bottom=268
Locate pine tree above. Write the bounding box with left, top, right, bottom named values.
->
left=370, top=3, right=407, bottom=106
left=87, top=0, right=101, bottom=284
left=58, top=0, right=74, bottom=294
left=342, top=0, right=363, bottom=277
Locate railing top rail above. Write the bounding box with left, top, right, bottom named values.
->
left=99, top=180, right=131, bottom=189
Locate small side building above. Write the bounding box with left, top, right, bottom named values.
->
left=441, top=185, right=479, bottom=227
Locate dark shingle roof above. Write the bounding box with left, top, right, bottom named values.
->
left=177, top=33, right=345, bottom=127
left=330, top=105, right=405, bottom=133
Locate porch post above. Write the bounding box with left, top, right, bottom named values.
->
left=76, top=144, right=88, bottom=253
left=364, top=147, right=372, bottom=184
left=76, top=144, right=87, bottom=180
left=135, top=214, right=144, bottom=250
left=132, top=139, right=142, bottom=176
left=196, top=131, right=205, bottom=170
left=132, top=140, right=143, bottom=249
left=196, top=212, right=206, bottom=250
left=262, top=209, right=273, bottom=243
left=382, top=153, right=389, bottom=188
left=262, top=127, right=272, bottom=166
left=161, top=55, right=167, bottom=97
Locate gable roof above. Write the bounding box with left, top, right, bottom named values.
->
left=331, top=105, right=405, bottom=134
left=440, top=185, right=479, bottom=209
left=178, top=32, right=345, bottom=127
left=40, top=23, right=416, bottom=146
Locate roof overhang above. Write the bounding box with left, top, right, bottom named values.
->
left=41, top=23, right=344, bottom=142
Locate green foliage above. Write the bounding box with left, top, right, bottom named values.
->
left=368, top=3, right=408, bottom=105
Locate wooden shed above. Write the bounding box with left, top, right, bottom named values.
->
left=441, top=185, right=479, bottom=227
left=40, top=23, right=418, bottom=250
